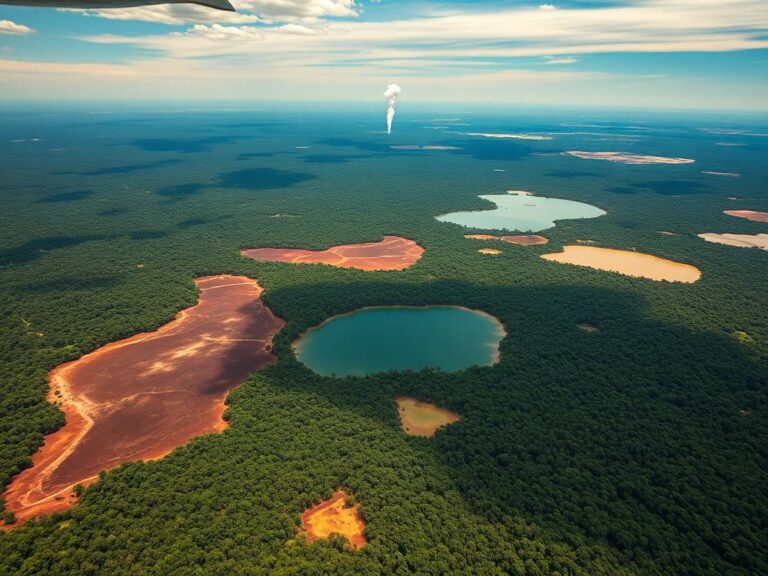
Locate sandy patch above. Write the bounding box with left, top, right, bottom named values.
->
left=698, top=233, right=768, bottom=250
left=301, top=490, right=366, bottom=549
left=479, top=248, right=502, bottom=255
left=734, top=331, right=753, bottom=344
left=465, top=132, right=552, bottom=141
left=390, top=145, right=462, bottom=150
left=724, top=210, right=768, bottom=223
left=542, top=246, right=701, bottom=283
left=502, top=234, right=544, bottom=245
left=241, top=236, right=424, bottom=271
left=2, top=275, right=284, bottom=526
left=396, top=397, right=461, bottom=437
left=701, top=128, right=768, bottom=137
left=564, top=151, right=695, bottom=165
left=465, top=234, right=548, bottom=245
left=464, top=234, right=499, bottom=241
left=702, top=171, right=739, bottom=177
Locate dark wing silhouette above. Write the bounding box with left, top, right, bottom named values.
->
left=0, top=0, right=236, bottom=11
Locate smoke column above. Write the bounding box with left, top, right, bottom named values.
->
left=384, top=84, right=401, bottom=134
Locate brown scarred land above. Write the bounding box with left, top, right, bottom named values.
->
left=724, top=210, right=768, bottom=223
left=241, top=236, right=424, bottom=271
left=2, top=275, right=284, bottom=526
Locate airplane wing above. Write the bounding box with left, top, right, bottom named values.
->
left=0, top=1, right=237, bottom=11
left=190, top=0, right=235, bottom=10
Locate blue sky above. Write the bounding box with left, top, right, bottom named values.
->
left=1, top=0, right=767, bottom=110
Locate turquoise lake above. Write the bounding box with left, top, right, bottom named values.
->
left=436, top=193, right=606, bottom=232
left=294, top=306, right=505, bottom=377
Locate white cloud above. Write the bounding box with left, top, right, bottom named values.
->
left=235, top=0, right=358, bottom=19
left=0, top=20, right=36, bottom=36
left=64, top=7, right=259, bottom=25
left=545, top=56, right=578, bottom=65
left=186, top=24, right=263, bottom=41
left=1, top=54, right=765, bottom=112
left=273, top=23, right=321, bottom=35
left=67, top=0, right=358, bottom=25
left=76, top=0, right=768, bottom=64
left=4, top=0, right=768, bottom=110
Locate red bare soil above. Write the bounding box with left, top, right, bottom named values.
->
left=465, top=234, right=548, bottom=245
left=241, top=236, right=423, bottom=271
left=300, top=490, right=366, bottom=549
left=3, top=275, right=284, bottom=526
left=724, top=210, right=768, bottom=223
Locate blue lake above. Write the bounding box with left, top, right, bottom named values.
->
left=294, top=306, right=505, bottom=377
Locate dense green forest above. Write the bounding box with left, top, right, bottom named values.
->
left=0, top=109, right=766, bottom=575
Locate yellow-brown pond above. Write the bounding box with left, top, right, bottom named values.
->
left=542, top=246, right=701, bottom=283
left=396, top=396, right=461, bottom=437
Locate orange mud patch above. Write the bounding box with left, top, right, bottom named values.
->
left=241, top=236, right=424, bottom=271
left=2, top=275, right=284, bottom=526
left=542, top=246, right=701, bottom=283
left=698, top=233, right=768, bottom=250
left=301, top=490, right=366, bottom=549
left=479, top=248, right=502, bottom=255
left=396, top=397, right=461, bottom=437
left=724, top=210, right=768, bottom=223
left=577, top=323, right=599, bottom=333
left=564, top=151, right=694, bottom=165
left=464, top=234, right=548, bottom=246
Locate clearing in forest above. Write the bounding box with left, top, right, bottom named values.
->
left=2, top=275, right=284, bottom=526
left=698, top=233, right=768, bottom=250
left=724, top=210, right=768, bottom=223
left=241, top=236, right=423, bottom=271
left=396, top=396, right=461, bottom=437
left=300, top=490, right=366, bottom=549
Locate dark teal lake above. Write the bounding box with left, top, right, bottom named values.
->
left=294, top=306, right=505, bottom=377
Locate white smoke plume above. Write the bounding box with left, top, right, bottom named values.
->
left=384, top=83, right=401, bottom=135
